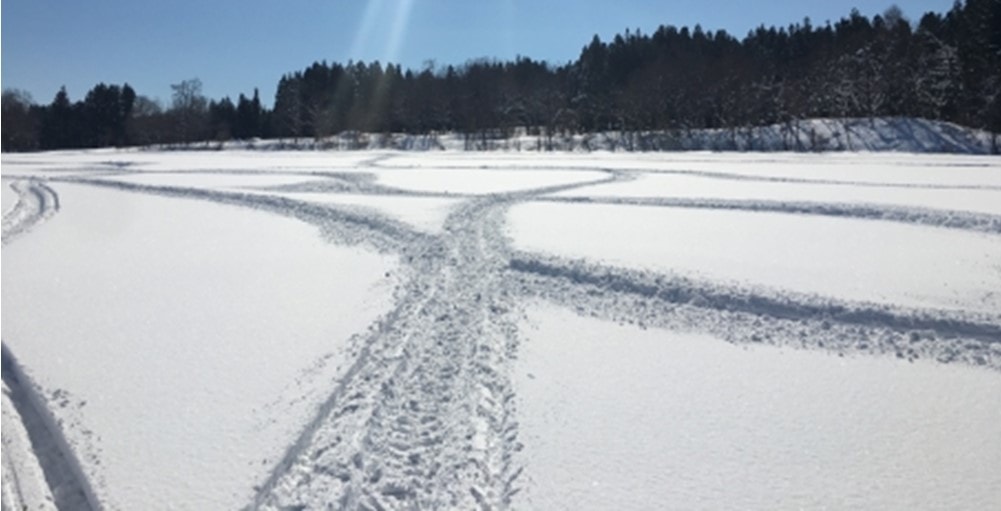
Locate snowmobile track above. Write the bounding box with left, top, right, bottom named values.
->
left=542, top=196, right=1001, bottom=234
left=4, top=153, right=999, bottom=510
left=249, top=178, right=621, bottom=510
left=2, top=180, right=60, bottom=244
left=1, top=345, right=101, bottom=511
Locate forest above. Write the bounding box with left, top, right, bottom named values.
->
left=2, top=0, right=999, bottom=152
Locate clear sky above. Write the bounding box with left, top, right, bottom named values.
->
left=2, top=0, right=955, bottom=108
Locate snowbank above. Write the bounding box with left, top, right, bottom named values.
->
left=175, top=118, right=998, bottom=154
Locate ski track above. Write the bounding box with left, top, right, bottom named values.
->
left=3, top=154, right=1000, bottom=509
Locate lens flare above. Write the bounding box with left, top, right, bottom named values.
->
left=384, top=0, right=416, bottom=64
left=347, top=0, right=415, bottom=65
left=348, top=0, right=386, bottom=61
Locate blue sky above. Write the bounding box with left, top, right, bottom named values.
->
left=2, top=0, right=954, bottom=107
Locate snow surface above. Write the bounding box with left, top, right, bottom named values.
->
left=507, top=201, right=1001, bottom=314
left=2, top=181, right=19, bottom=214
left=2, top=183, right=399, bottom=509
left=266, top=192, right=460, bottom=233
left=591, top=153, right=1001, bottom=187
left=0, top=150, right=381, bottom=179
left=379, top=151, right=1001, bottom=185
left=2, top=148, right=999, bottom=510
left=91, top=171, right=319, bottom=190
left=513, top=303, right=1001, bottom=510
left=554, top=172, right=1001, bottom=215
left=2, top=383, right=58, bottom=511
left=370, top=167, right=606, bottom=195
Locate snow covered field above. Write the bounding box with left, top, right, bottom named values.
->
left=508, top=203, right=1001, bottom=313
left=3, top=183, right=399, bottom=509
left=1, top=182, right=18, bottom=215
left=2, top=149, right=1000, bottom=510
left=514, top=304, right=1001, bottom=510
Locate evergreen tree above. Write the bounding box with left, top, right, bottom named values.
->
left=8, top=1, right=998, bottom=152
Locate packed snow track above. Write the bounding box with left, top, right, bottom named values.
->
left=2, top=151, right=1000, bottom=510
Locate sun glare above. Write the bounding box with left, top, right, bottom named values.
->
left=347, top=0, right=386, bottom=62
left=347, top=0, right=416, bottom=65
left=384, top=0, right=416, bottom=64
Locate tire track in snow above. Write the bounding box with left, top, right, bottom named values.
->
left=541, top=196, right=1001, bottom=234
left=507, top=254, right=1001, bottom=370
left=50, top=161, right=618, bottom=509
left=62, top=177, right=433, bottom=255
left=1, top=345, right=101, bottom=510
left=2, top=384, right=58, bottom=511
left=630, top=167, right=1001, bottom=190
left=373, top=161, right=1001, bottom=190
left=509, top=255, right=1001, bottom=342
left=250, top=174, right=621, bottom=510
left=13, top=157, right=996, bottom=509
left=2, top=180, right=60, bottom=245
left=73, top=169, right=1001, bottom=235
left=258, top=172, right=472, bottom=198
left=1, top=182, right=95, bottom=510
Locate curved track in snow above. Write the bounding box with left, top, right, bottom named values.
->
left=4, top=153, right=999, bottom=509
left=2, top=343, right=101, bottom=511
left=2, top=180, right=60, bottom=245
left=58, top=167, right=619, bottom=509
left=2, top=180, right=100, bottom=510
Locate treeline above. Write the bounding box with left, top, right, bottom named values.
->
left=1, top=79, right=269, bottom=151
left=3, top=0, right=999, bottom=152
